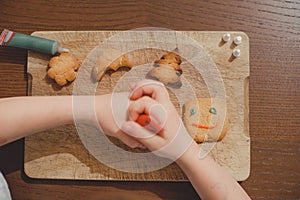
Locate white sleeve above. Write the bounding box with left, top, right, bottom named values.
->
left=0, top=172, right=12, bottom=200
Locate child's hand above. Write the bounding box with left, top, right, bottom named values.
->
left=122, top=81, right=251, bottom=199
left=95, top=94, right=144, bottom=149
left=122, top=80, right=194, bottom=160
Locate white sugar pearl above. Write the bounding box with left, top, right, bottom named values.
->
left=222, top=33, right=231, bottom=42
left=234, top=36, right=242, bottom=45
left=233, top=49, right=241, bottom=57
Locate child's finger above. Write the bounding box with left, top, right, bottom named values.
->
left=128, top=97, right=167, bottom=127
left=115, top=130, right=144, bottom=149
left=122, top=121, right=194, bottom=160
left=122, top=120, right=167, bottom=153
left=137, top=143, right=147, bottom=149
left=129, top=80, right=169, bottom=102
left=127, top=96, right=155, bottom=121
left=130, top=79, right=163, bottom=90
left=128, top=96, right=163, bottom=121
left=122, top=121, right=164, bottom=145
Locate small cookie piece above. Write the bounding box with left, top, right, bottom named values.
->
left=183, top=98, right=228, bottom=143
left=47, top=52, right=80, bottom=86
left=146, top=52, right=183, bottom=88
left=92, top=48, right=133, bottom=81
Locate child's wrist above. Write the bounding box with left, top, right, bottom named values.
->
left=175, top=142, right=200, bottom=166
left=71, top=95, right=104, bottom=124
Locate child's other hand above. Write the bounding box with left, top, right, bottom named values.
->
left=95, top=94, right=144, bottom=149
left=122, top=80, right=194, bottom=160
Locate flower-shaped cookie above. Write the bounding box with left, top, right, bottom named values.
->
left=47, top=53, right=80, bottom=86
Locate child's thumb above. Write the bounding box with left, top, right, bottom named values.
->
left=121, top=121, right=160, bottom=146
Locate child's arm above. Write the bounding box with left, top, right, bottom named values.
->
left=176, top=144, right=250, bottom=199
left=0, top=96, right=73, bottom=146
left=122, top=80, right=251, bottom=200
left=0, top=95, right=141, bottom=148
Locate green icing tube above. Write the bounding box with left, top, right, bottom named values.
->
left=0, top=29, right=69, bottom=55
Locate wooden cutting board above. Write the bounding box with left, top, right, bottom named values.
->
left=25, top=31, right=250, bottom=181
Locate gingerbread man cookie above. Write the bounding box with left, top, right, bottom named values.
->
left=146, top=51, right=183, bottom=88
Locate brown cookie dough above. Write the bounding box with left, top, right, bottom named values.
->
left=183, top=98, right=228, bottom=143
left=146, top=52, right=183, bottom=88
left=47, top=52, right=80, bottom=86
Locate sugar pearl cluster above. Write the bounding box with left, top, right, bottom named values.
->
left=222, top=33, right=242, bottom=58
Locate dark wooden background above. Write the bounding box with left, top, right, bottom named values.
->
left=0, top=0, right=299, bottom=199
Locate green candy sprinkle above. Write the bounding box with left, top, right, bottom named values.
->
left=190, top=108, right=196, bottom=116
left=209, top=107, right=217, bottom=115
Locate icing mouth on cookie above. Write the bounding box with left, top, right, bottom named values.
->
left=192, top=123, right=218, bottom=129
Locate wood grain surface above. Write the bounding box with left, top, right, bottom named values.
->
left=24, top=31, right=249, bottom=181
left=0, top=0, right=299, bottom=199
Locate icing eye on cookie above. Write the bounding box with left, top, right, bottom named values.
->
left=209, top=107, right=217, bottom=115
left=190, top=108, right=196, bottom=116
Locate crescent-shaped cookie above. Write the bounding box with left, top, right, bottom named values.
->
left=92, top=48, right=133, bottom=81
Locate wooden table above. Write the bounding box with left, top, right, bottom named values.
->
left=0, top=0, right=299, bottom=199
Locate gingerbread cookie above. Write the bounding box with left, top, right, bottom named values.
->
left=146, top=51, right=183, bottom=88
left=183, top=98, right=228, bottom=143
left=92, top=48, right=133, bottom=81
left=47, top=52, right=80, bottom=86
